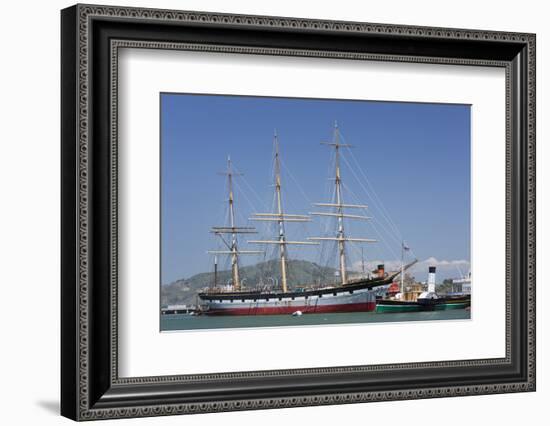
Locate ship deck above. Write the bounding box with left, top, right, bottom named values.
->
left=198, top=272, right=400, bottom=301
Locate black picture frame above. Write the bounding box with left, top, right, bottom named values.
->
left=61, top=4, right=536, bottom=421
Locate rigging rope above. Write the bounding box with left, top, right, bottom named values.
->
left=339, top=153, right=403, bottom=247
left=342, top=141, right=403, bottom=241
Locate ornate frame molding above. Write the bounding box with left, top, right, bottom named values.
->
left=61, top=4, right=535, bottom=421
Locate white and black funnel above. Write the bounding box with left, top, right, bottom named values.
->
left=428, top=266, right=436, bottom=294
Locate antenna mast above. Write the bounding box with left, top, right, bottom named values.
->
left=309, top=122, right=376, bottom=285
left=400, top=242, right=404, bottom=294
left=248, top=131, right=318, bottom=293
left=361, top=247, right=365, bottom=275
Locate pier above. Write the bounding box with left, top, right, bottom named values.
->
left=161, top=305, right=198, bottom=315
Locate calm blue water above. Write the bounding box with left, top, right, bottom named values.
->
left=160, top=309, right=470, bottom=331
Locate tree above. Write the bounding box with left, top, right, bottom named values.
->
left=437, top=278, right=455, bottom=295
left=403, top=273, right=416, bottom=286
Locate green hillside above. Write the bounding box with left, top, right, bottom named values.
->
left=161, top=259, right=337, bottom=307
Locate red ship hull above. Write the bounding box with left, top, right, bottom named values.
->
left=204, top=301, right=377, bottom=316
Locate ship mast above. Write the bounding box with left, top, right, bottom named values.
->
left=208, top=157, right=263, bottom=291
left=248, top=131, right=318, bottom=293
left=308, top=122, right=376, bottom=285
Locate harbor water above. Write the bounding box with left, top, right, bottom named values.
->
left=160, top=309, right=470, bottom=331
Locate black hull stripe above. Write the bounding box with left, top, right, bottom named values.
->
left=198, top=272, right=399, bottom=301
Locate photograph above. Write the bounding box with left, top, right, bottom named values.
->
left=160, top=93, right=472, bottom=331
left=56, top=2, right=536, bottom=421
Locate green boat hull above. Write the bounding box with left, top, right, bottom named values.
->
left=431, top=302, right=470, bottom=310
left=376, top=303, right=422, bottom=313
left=376, top=298, right=470, bottom=313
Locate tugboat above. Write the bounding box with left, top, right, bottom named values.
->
left=376, top=266, right=471, bottom=312
left=416, top=266, right=471, bottom=311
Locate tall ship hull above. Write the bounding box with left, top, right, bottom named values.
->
left=198, top=273, right=403, bottom=316
left=200, top=289, right=376, bottom=315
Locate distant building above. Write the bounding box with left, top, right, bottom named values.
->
left=452, top=272, right=471, bottom=295
left=161, top=304, right=193, bottom=315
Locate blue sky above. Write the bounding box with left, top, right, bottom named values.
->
left=161, top=93, right=471, bottom=285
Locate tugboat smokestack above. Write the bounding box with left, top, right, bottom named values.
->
left=428, top=266, right=436, bottom=293
left=378, top=264, right=385, bottom=278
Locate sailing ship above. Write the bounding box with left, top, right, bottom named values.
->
left=197, top=123, right=416, bottom=315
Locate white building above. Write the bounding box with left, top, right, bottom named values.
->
left=452, top=272, right=471, bottom=295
